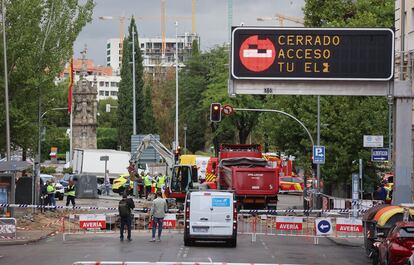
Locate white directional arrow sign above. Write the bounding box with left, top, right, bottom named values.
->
left=315, top=218, right=333, bottom=235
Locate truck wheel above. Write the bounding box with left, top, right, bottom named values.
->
left=226, top=237, right=237, bottom=248
left=184, top=234, right=193, bottom=246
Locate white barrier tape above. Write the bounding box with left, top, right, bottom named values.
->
left=1, top=203, right=367, bottom=214
left=0, top=204, right=149, bottom=212
left=278, top=190, right=304, bottom=193
left=72, top=261, right=294, bottom=265
left=239, top=208, right=368, bottom=214
left=0, top=236, right=29, bottom=240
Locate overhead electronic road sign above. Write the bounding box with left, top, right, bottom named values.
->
left=231, top=27, right=394, bottom=81
left=371, top=148, right=389, bottom=162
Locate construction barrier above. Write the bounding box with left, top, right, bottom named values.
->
left=237, top=214, right=363, bottom=244
left=0, top=217, right=16, bottom=240
left=63, top=213, right=117, bottom=241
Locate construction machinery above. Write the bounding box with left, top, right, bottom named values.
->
left=131, top=134, right=197, bottom=201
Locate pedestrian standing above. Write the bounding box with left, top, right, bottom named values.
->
left=65, top=179, right=76, bottom=207
left=118, top=193, right=135, bottom=242
left=104, top=170, right=111, bottom=196
left=150, top=190, right=168, bottom=242
left=46, top=180, right=56, bottom=209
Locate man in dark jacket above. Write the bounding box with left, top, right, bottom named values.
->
left=118, top=194, right=135, bottom=241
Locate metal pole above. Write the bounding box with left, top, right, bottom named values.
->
left=234, top=108, right=315, bottom=148
left=184, top=126, right=187, bottom=154
left=400, top=0, right=405, bottom=81
left=359, top=158, right=363, bottom=201
left=2, top=0, right=10, bottom=161
left=132, top=26, right=137, bottom=135
left=175, top=21, right=179, bottom=150
left=316, top=96, right=320, bottom=192
left=69, top=109, right=73, bottom=163
left=36, top=85, right=41, bottom=205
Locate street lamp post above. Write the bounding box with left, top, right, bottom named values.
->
left=184, top=124, right=187, bottom=154
left=35, top=107, right=68, bottom=205
left=2, top=0, right=10, bottom=161
left=131, top=27, right=137, bottom=135
left=175, top=21, right=179, bottom=151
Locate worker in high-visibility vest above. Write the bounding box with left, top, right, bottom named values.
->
left=156, top=173, right=165, bottom=190
left=156, top=173, right=167, bottom=198
left=144, top=173, right=153, bottom=200
left=65, top=180, right=76, bottom=207
left=46, top=180, right=56, bottom=208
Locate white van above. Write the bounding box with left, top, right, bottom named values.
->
left=184, top=191, right=237, bottom=247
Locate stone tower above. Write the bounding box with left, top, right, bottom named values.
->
left=72, top=47, right=98, bottom=149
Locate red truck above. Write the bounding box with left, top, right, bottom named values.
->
left=218, top=144, right=279, bottom=209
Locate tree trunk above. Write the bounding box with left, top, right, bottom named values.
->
left=22, top=148, right=27, bottom=161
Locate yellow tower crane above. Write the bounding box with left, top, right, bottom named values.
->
left=257, top=13, right=304, bottom=26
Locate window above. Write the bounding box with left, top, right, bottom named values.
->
left=107, top=56, right=110, bottom=62
left=119, top=56, right=122, bottom=62
left=141, top=43, right=144, bottom=48
left=107, top=43, right=110, bottom=49
left=105, top=82, right=109, bottom=87
left=99, top=91, right=104, bottom=96
left=106, top=63, right=110, bottom=67
left=110, top=82, right=117, bottom=87
left=105, top=91, right=109, bottom=96
left=110, top=91, right=117, bottom=96
left=107, top=50, right=110, bottom=55
left=119, top=43, right=122, bottom=48
left=99, top=81, right=104, bottom=87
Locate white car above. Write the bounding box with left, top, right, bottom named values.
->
left=184, top=190, right=237, bottom=247
left=40, top=174, right=65, bottom=201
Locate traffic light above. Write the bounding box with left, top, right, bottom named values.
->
left=210, top=103, right=222, bottom=122
left=174, top=146, right=181, bottom=163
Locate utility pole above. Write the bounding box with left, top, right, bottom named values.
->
left=2, top=0, right=10, bottom=161
left=175, top=21, right=179, bottom=150
left=316, top=96, right=321, bottom=191
left=132, top=26, right=137, bottom=135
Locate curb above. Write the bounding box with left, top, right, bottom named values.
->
left=326, top=236, right=363, bottom=248
left=0, top=230, right=59, bottom=246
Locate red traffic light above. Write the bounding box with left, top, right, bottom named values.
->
left=210, top=103, right=222, bottom=122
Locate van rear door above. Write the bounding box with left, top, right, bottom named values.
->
left=189, top=192, right=212, bottom=235
left=210, top=192, right=233, bottom=236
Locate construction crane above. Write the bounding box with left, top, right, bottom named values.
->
left=99, top=1, right=197, bottom=58
left=257, top=13, right=304, bottom=26
left=98, top=16, right=126, bottom=50
left=125, top=0, right=196, bottom=57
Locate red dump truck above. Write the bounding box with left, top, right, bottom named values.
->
left=218, top=144, right=279, bottom=209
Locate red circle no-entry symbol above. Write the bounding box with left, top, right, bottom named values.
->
left=239, top=35, right=276, bottom=72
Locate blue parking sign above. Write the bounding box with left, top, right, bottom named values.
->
left=313, top=145, right=325, bottom=164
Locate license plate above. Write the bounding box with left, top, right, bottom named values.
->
left=193, top=227, right=209, bottom=232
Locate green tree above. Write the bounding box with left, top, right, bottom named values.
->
left=0, top=0, right=94, bottom=160
left=117, top=17, right=145, bottom=151
left=179, top=39, right=209, bottom=153
left=97, top=98, right=118, bottom=128
left=142, top=83, right=157, bottom=134
left=202, top=46, right=263, bottom=151
left=291, top=0, right=394, bottom=195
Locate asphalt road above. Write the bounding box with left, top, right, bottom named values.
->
left=0, top=231, right=369, bottom=265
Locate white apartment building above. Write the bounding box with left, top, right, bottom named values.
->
left=106, top=38, right=122, bottom=75
left=74, top=75, right=121, bottom=101
left=106, top=33, right=200, bottom=78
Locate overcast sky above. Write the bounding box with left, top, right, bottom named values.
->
left=74, top=0, right=305, bottom=66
